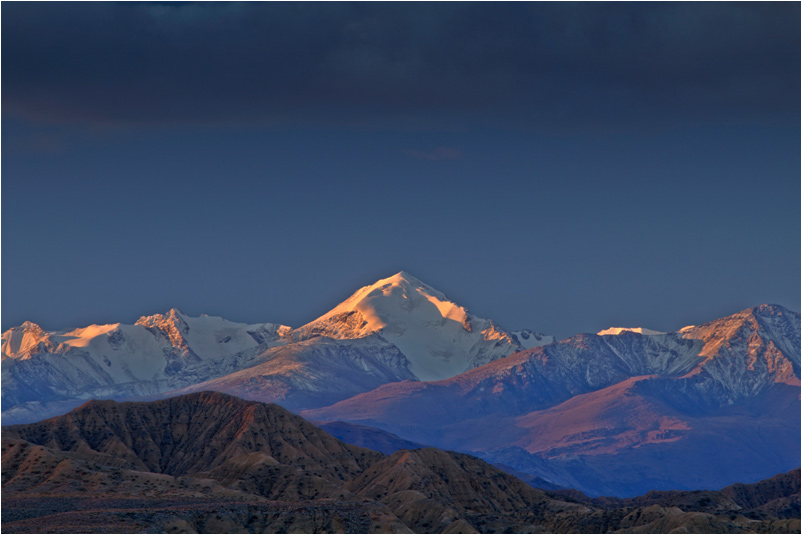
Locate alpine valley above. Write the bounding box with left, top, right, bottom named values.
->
left=2, top=272, right=800, bottom=533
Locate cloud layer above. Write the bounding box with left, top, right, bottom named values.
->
left=3, top=2, right=799, bottom=130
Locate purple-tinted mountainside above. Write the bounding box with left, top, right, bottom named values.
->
left=304, top=304, right=801, bottom=496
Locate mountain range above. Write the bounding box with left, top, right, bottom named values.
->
left=3, top=392, right=799, bottom=534
left=2, top=271, right=799, bottom=498
left=2, top=272, right=550, bottom=424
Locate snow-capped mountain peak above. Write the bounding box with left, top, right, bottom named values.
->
left=294, top=271, right=551, bottom=381
left=677, top=304, right=801, bottom=392
left=308, top=271, right=470, bottom=335
left=0, top=321, right=127, bottom=361
left=2, top=321, right=51, bottom=360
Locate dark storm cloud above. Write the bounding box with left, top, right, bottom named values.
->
left=3, top=2, right=799, bottom=129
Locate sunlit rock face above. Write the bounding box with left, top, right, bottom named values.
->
left=678, top=304, right=801, bottom=396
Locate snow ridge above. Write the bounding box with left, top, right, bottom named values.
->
left=2, top=311, right=292, bottom=423
left=597, top=327, right=666, bottom=336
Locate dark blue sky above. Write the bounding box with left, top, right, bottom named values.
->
left=3, top=2, right=800, bottom=338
